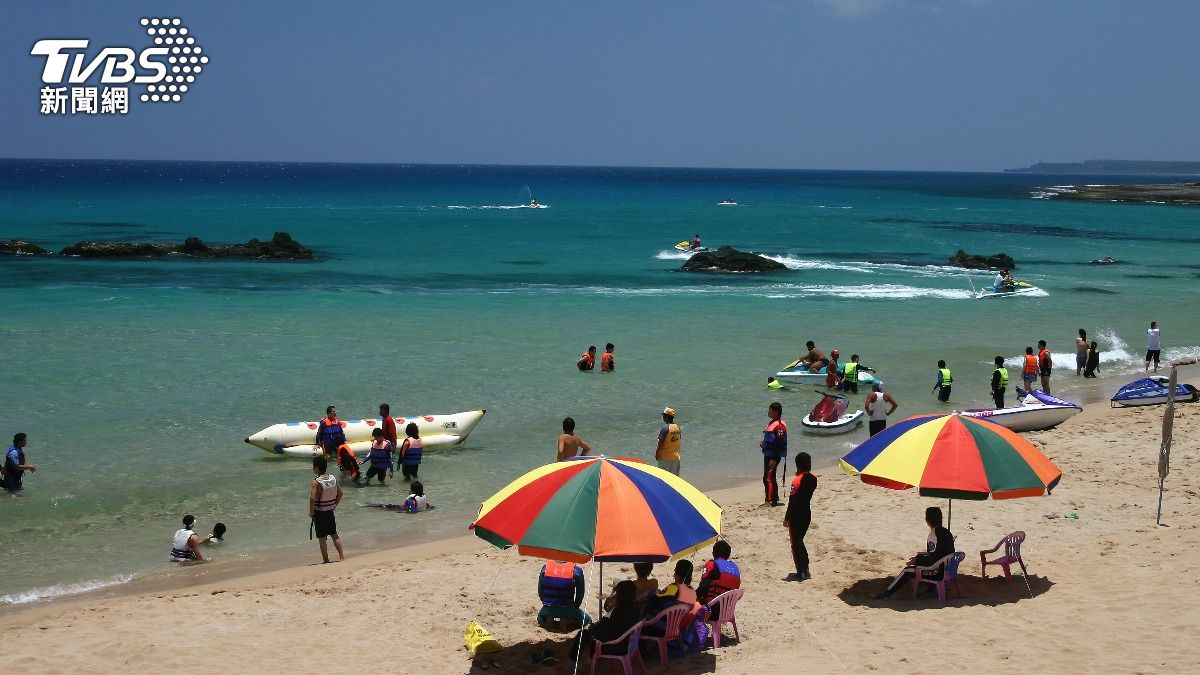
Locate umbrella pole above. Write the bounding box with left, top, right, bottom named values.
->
left=947, top=499, right=953, bottom=530
left=598, top=562, right=604, bottom=619
left=1156, top=478, right=1165, bottom=526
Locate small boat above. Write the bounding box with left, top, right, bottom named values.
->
left=1089, top=256, right=1120, bottom=265
left=975, top=281, right=1042, bottom=299
left=774, top=362, right=877, bottom=385
left=718, top=199, right=737, bottom=206
left=800, top=392, right=863, bottom=435
left=244, top=409, right=487, bottom=457
left=959, top=389, right=1081, bottom=432
left=674, top=241, right=710, bottom=253
left=1111, top=376, right=1200, bottom=407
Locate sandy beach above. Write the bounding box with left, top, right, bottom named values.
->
left=3, top=380, right=1198, bottom=674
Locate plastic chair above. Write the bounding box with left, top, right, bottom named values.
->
left=638, top=604, right=691, bottom=666
left=590, top=620, right=645, bottom=675
left=705, top=588, right=744, bottom=648
left=912, top=551, right=964, bottom=604
left=979, top=531, right=1028, bottom=582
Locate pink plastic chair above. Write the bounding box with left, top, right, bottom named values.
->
left=705, top=588, right=744, bottom=648
left=979, top=531, right=1027, bottom=582
left=638, top=604, right=691, bottom=666
left=912, top=551, right=964, bottom=604
left=590, top=620, right=645, bottom=675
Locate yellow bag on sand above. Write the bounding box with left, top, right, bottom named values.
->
left=464, top=620, right=503, bottom=657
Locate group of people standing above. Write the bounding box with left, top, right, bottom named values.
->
left=316, top=404, right=424, bottom=486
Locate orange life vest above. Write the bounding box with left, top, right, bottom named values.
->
left=1023, top=354, right=1038, bottom=374
left=601, top=352, right=614, bottom=371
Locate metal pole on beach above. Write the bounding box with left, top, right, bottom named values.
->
left=1157, top=365, right=1178, bottom=525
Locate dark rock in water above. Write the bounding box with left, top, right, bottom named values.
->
left=948, top=250, right=1015, bottom=270
left=681, top=246, right=787, bottom=273
left=1069, top=286, right=1118, bottom=295
left=1089, top=256, right=1121, bottom=265
left=0, top=239, right=50, bottom=255
left=59, top=232, right=313, bottom=260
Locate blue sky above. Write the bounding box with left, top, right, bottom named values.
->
left=2, top=1, right=1197, bottom=170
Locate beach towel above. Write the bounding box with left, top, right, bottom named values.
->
left=464, top=620, right=503, bottom=657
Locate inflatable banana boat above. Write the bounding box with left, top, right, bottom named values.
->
left=244, top=409, right=486, bottom=457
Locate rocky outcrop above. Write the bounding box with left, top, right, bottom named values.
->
left=681, top=246, right=787, bottom=273
left=1036, top=182, right=1200, bottom=206
left=0, top=240, right=49, bottom=255
left=59, top=232, right=313, bottom=260
left=948, top=250, right=1015, bottom=270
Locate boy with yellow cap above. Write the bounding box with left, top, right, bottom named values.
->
left=656, top=407, right=682, bottom=476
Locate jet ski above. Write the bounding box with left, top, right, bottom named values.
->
left=718, top=199, right=737, bottom=206
left=800, top=392, right=863, bottom=435
left=975, top=280, right=1042, bottom=299
left=959, top=389, right=1081, bottom=432
left=1089, top=256, right=1120, bottom=265
left=675, top=240, right=710, bottom=253
left=1111, top=376, right=1200, bottom=407
left=774, top=361, right=877, bottom=385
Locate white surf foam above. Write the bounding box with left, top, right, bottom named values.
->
left=446, top=204, right=548, bottom=210
left=1, top=574, right=135, bottom=605
left=655, top=250, right=695, bottom=261
left=1004, top=327, right=1137, bottom=371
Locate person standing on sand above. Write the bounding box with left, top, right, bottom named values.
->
left=655, top=407, right=682, bottom=476
left=784, top=452, right=817, bottom=582
left=315, top=405, right=346, bottom=460
left=3, top=432, right=36, bottom=492
left=932, top=360, right=952, bottom=402
left=991, top=356, right=1009, bottom=408
left=1075, top=329, right=1089, bottom=376
left=1038, top=340, right=1053, bottom=394
left=1146, top=321, right=1161, bottom=372
left=309, top=456, right=344, bottom=564
left=556, top=417, right=591, bottom=461
left=600, top=343, right=615, bottom=373
left=761, top=402, right=787, bottom=506
left=866, top=383, right=897, bottom=437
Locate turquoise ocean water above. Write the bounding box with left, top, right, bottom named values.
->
left=1, top=160, right=1198, bottom=604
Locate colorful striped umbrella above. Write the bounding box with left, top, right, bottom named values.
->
left=471, top=456, right=722, bottom=563
left=840, top=414, right=1062, bottom=503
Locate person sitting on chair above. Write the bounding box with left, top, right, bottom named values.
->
left=568, top=580, right=641, bottom=661
left=874, top=506, right=955, bottom=599
left=537, top=560, right=589, bottom=627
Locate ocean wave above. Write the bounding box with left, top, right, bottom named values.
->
left=1003, top=327, right=1139, bottom=371
left=1, top=573, right=135, bottom=605
left=488, top=282, right=973, bottom=300
left=655, top=250, right=695, bottom=261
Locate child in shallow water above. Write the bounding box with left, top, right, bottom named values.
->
left=404, top=481, right=431, bottom=513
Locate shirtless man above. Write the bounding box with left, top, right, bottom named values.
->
left=556, top=417, right=591, bottom=461
left=801, top=341, right=828, bottom=373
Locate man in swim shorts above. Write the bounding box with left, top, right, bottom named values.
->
left=1146, top=321, right=1161, bottom=372
left=802, top=341, right=828, bottom=373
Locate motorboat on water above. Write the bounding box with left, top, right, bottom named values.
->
left=800, top=392, right=863, bottom=435
left=959, top=389, right=1080, bottom=432
left=244, top=409, right=486, bottom=457
left=975, top=280, right=1042, bottom=299
left=1111, top=376, right=1200, bottom=407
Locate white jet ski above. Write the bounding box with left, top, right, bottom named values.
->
left=774, top=360, right=877, bottom=385
left=959, top=389, right=1080, bottom=432
left=245, top=409, right=486, bottom=457
left=800, top=392, right=864, bottom=435
left=975, top=280, right=1042, bottom=299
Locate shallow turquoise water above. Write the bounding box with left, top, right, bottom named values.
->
left=1, top=161, right=1197, bottom=602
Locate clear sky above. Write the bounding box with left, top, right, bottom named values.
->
left=2, top=1, right=1198, bottom=171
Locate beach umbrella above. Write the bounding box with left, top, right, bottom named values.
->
left=839, top=413, right=1062, bottom=526
left=470, top=455, right=722, bottom=615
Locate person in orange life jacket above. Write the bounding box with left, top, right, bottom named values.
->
left=656, top=407, right=682, bottom=476
left=697, top=540, right=742, bottom=603
left=379, top=402, right=397, bottom=471
left=315, top=405, right=346, bottom=460
left=600, top=343, right=615, bottom=373
left=404, top=480, right=431, bottom=512
left=991, top=356, right=1010, bottom=408
left=874, top=506, right=955, bottom=599
left=537, top=560, right=589, bottom=628
left=826, top=350, right=841, bottom=389
left=784, top=453, right=817, bottom=582
left=399, top=422, right=423, bottom=481
left=643, top=559, right=701, bottom=640
left=309, top=455, right=344, bottom=564
left=569, top=580, right=640, bottom=661
left=365, top=428, right=394, bottom=486
left=1038, top=339, right=1053, bottom=394
left=168, top=514, right=205, bottom=563
left=761, top=402, right=787, bottom=506
left=577, top=345, right=597, bottom=371
left=932, top=360, right=952, bottom=402
left=335, top=442, right=362, bottom=484
left=1021, top=346, right=1039, bottom=390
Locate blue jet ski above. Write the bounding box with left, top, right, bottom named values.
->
left=1111, top=376, right=1199, bottom=407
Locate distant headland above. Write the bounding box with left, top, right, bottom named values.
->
left=1006, top=160, right=1200, bottom=175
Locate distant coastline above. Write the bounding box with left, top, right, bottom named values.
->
left=1007, top=159, right=1200, bottom=175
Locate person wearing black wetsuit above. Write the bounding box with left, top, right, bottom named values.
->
left=784, top=452, right=817, bottom=581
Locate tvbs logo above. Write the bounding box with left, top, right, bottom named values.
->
left=31, top=17, right=208, bottom=115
